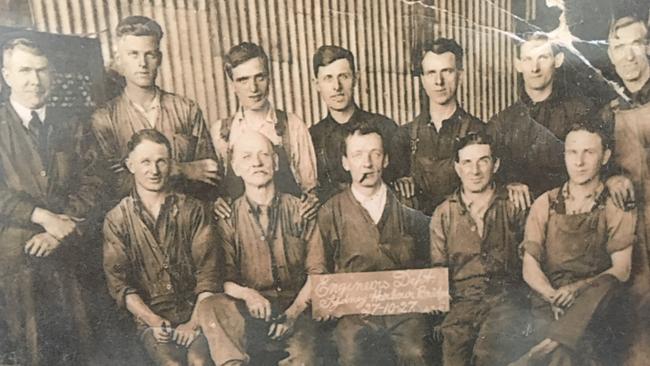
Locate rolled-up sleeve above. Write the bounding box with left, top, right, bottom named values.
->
left=303, top=219, right=328, bottom=275
left=191, top=203, right=223, bottom=294
left=102, top=213, right=138, bottom=308
left=605, top=200, right=637, bottom=254
left=429, top=203, right=449, bottom=267
left=522, top=193, right=551, bottom=263
left=216, top=219, right=240, bottom=284
left=287, top=114, right=318, bottom=193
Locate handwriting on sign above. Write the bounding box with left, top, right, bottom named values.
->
left=311, top=268, right=449, bottom=318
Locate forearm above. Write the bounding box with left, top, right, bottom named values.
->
left=285, top=276, right=312, bottom=317
left=223, top=281, right=254, bottom=301
left=188, top=291, right=215, bottom=325
left=125, top=293, right=161, bottom=327
left=523, top=253, right=556, bottom=302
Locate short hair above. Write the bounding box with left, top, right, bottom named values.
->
left=224, top=42, right=269, bottom=80
left=418, top=38, right=463, bottom=74
left=125, top=129, right=172, bottom=158
left=115, top=16, right=164, bottom=43
left=608, top=15, right=649, bottom=43
left=515, top=31, right=561, bottom=56
left=341, top=121, right=388, bottom=157
left=313, top=45, right=356, bottom=77
left=565, top=118, right=611, bottom=150
left=454, top=131, right=497, bottom=162
left=2, top=38, right=47, bottom=68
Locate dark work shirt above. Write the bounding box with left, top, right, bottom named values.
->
left=103, top=192, right=221, bottom=324
left=488, top=85, right=594, bottom=197
left=392, top=106, right=485, bottom=215
left=217, top=193, right=326, bottom=296
left=317, top=188, right=430, bottom=273
left=310, top=106, right=398, bottom=202
left=430, top=186, right=527, bottom=299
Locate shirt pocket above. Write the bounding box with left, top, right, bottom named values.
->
left=171, top=133, right=197, bottom=161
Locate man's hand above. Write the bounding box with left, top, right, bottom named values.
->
left=179, top=159, right=220, bottom=186
left=268, top=311, right=297, bottom=340
left=173, top=321, right=199, bottom=348
left=150, top=318, right=173, bottom=344
left=314, top=314, right=338, bottom=322
left=243, top=288, right=272, bottom=322
left=506, top=183, right=532, bottom=211
left=394, top=176, right=415, bottom=199
left=31, top=208, right=83, bottom=241
left=552, top=283, right=580, bottom=308
left=24, top=232, right=62, bottom=257
left=299, top=193, right=320, bottom=220
left=213, top=197, right=232, bottom=220
left=551, top=305, right=565, bottom=320
left=606, top=175, right=635, bottom=210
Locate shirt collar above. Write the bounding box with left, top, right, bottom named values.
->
left=519, top=81, right=564, bottom=108
left=626, top=77, right=650, bottom=107
left=244, top=192, right=280, bottom=214
left=425, top=104, right=464, bottom=128
left=450, top=183, right=506, bottom=212
left=234, top=101, right=276, bottom=125
left=124, top=87, right=161, bottom=114
left=561, top=181, right=605, bottom=202
left=131, top=189, right=177, bottom=221
left=460, top=184, right=496, bottom=210
left=10, top=97, right=46, bottom=129
left=350, top=182, right=387, bottom=205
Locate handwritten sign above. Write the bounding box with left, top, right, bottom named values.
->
left=311, top=268, right=449, bottom=318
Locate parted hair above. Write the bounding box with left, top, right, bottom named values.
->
left=566, top=118, right=612, bottom=150
left=453, top=131, right=497, bottom=162
left=418, top=38, right=464, bottom=73
left=341, top=120, right=388, bottom=157
left=115, top=16, right=164, bottom=43
left=312, top=45, right=356, bottom=77
left=224, top=42, right=269, bottom=80
left=2, top=38, right=47, bottom=67
left=125, top=129, right=172, bottom=158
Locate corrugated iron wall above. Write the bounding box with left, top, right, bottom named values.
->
left=29, top=0, right=526, bottom=125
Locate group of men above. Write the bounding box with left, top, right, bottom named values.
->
left=1, top=9, right=650, bottom=366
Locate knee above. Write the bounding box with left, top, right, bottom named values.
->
left=396, top=342, right=429, bottom=364
left=159, top=361, right=183, bottom=366
left=187, top=352, right=213, bottom=366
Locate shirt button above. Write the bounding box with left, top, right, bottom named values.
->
left=163, top=263, right=169, bottom=269
left=165, top=284, right=172, bottom=290
left=276, top=286, right=282, bottom=292
left=260, top=236, right=265, bottom=241
left=470, top=226, right=476, bottom=232
left=40, top=170, right=47, bottom=177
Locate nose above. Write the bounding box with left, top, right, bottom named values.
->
left=576, top=152, right=586, bottom=167
left=26, top=70, right=40, bottom=85
left=152, top=163, right=161, bottom=175
left=433, top=72, right=443, bottom=86
left=625, top=46, right=636, bottom=61
left=137, top=54, right=147, bottom=67
left=470, top=162, right=481, bottom=175
left=362, top=153, right=373, bottom=167
left=334, top=77, right=343, bottom=91
left=252, top=153, right=263, bottom=166
left=531, top=59, right=540, bottom=73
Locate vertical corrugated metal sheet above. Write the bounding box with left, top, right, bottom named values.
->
left=29, top=0, right=529, bottom=125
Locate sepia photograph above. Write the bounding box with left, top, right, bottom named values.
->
left=0, top=0, right=649, bottom=365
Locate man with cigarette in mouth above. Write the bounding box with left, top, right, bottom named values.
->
left=315, top=121, right=432, bottom=365
left=103, top=129, right=220, bottom=365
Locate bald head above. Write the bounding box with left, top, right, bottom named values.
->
left=230, top=131, right=278, bottom=188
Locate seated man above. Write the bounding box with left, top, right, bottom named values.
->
left=103, top=129, right=221, bottom=366
left=430, top=131, right=530, bottom=366
left=516, top=120, right=636, bottom=365
left=197, top=131, right=325, bottom=366
left=316, top=122, right=432, bottom=366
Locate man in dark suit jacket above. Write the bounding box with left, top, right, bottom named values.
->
left=0, top=37, right=102, bottom=366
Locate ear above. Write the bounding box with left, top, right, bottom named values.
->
left=342, top=155, right=350, bottom=172
left=514, top=57, right=523, bottom=73
left=602, top=148, right=612, bottom=166
left=273, top=152, right=279, bottom=172
left=382, top=153, right=389, bottom=169
left=492, top=158, right=501, bottom=174
left=125, top=158, right=136, bottom=174
left=553, top=51, right=565, bottom=68
left=1, top=67, right=9, bottom=87
left=454, top=161, right=462, bottom=178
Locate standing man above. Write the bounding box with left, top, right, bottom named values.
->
left=196, top=131, right=325, bottom=366
left=91, top=15, right=219, bottom=206
left=392, top=38, right=485, bottom=215
left=310, top=45, right=398, bottom=202
left=602, top=13, right=650, bottom=365
left=211, top=42, right=318, bottom=219
left=316, top=122, right=432, bottom=366
left=430, top=131, right=530, bottom=366
left=517, top=121, right=635, bottom=365
left=0, top=37, right=101, bottom=365
left=103, top=129, right=220, bottom=366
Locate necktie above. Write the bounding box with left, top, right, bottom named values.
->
left=29, top=111, right=47, bottom=161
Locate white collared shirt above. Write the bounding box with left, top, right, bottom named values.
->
left=11, top=97, right=46, bottom=129
left=229, top=104, right=283, bottom=146
left=351, top=183, right=388, bottom=224
left=125, top=89, right=161, bottom=128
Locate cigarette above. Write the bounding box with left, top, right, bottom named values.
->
left=360, top=172, right=370, bottom=183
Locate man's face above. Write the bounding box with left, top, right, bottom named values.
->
left=420, top=51, right=460, bottom=106
left=454, top=144, right=499, bottom=194
left=515, top=39, right=563, bottom=92
left=116, top=35, right=161, bottom=88
left=2, top=47, right=51, bottom=109
left=231, top=57, right=270, bottom=111
left=564, top=130, right=610, bottom=186
left=314, top=58, right=356, bottom=112
left=608, top=21, right=650, bottom=87
left=342, top=132, right=388, bottom=189
left=126, top=140, right=171, bottom=192
left=231, top=132, right=277, bottom=188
